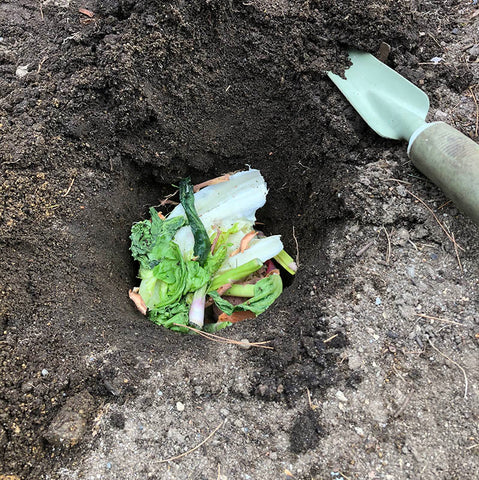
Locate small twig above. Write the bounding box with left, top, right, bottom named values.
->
left=393, top=391, right=414, bottom=418
left=451, top=232, right=463, bottom=273
left=323, top=333, right=338, bottom=344
left=437, top=199, right=452, bottom=210
left=292, top=226, right=300, bottom=268
left=469, top=86, right=479, bottom=137
left=466, top=443, right=479, bottom=450
left=174, top=324, right=274, bottom=349
left=428, top=339, right=468, bottom=399
left=385, top=177, right=412, bottom=185
left=1, top=156, right=21, bottom=166
left=355, top=240, right=374, bottom=257
left=381, top=226, right=392, bottom=265
left=400, top=185, right=464, bottom=253
left=78, top=7, right=95, bottom=17
left=36, top=56, right=48, bottom=74
left=39, top=1, right=44, bottom=19
left=420, top=460, right=429, bottom=475
left=408, top=239, right=418, bottom=251
left=193, top=174, right=231, bottom=193
left=306, top=387, right=319, bottom=410
left=61, top=174, right=76, bottom=197
left=392, top=365, right=407, bottom=383
left=158, top=420, right=224, bottom=463
left=415, top=313, right=465, bottom=327
left=158, top=189, right=178, bottom=207
left=427, top=33, right=442, bottom=49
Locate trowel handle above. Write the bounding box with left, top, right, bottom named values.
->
left=408, top=121, right=479, bottom=225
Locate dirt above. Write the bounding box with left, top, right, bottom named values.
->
left=0, top=0, right=478, bottom=479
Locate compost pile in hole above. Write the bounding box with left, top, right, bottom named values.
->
left=0, top=0, right=473, bottom=477
left=128, top=170, right=297, bottom=332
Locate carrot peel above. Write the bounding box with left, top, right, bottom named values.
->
left=230, top=231, right=257, bottom=257
left=218, top=310, right=256, bottom=323
left=129, top=288, right=147, bottom=315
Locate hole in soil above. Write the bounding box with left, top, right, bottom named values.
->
left=127, top=169, right=300, bottom=332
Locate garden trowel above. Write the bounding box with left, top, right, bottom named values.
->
left=328, top=50, right=479, bottom=225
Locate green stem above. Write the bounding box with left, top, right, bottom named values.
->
left=274, top=249, right=297, bottom=275
left=223, top=283, right=255, bottom=298
left=208, top=258, right=263, bottom=292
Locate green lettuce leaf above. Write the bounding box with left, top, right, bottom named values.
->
left=130, top=208, right=186, bottom=268
left=149, top=303, right=191, bottom=332
left=209, top=273, right=283, bottom=316
left=202, top=321, right=232, bottom=333
left=133, top=206, right=228, bottom=329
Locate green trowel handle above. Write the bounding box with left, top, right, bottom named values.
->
left=408, top=122, right=479, bottom=225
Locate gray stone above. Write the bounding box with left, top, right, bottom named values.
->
left=239, top=339, right=251, bottom=350
left=335, top=390, right=348, bottom=403
left=468, top=44, right=479, bottom=57
left=433, top=110, right=449, bottom=121
left=16, top=65, right=29, bottom=78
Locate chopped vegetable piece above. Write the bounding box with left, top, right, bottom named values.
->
left=202, top=321, right=232, bottom=332
left=209, top=273, right=283, bottom=316
left=218, top=310, right=257, bottom=323
left=128, top=288, right=147, bottom=315
left=189, top=284, right=208, bottom=328
left=208, top=258, right=263, bottom=292
left=223, top=283, right=255, bottom=298
left=274, top=249, right=298, bottom=275
left=230, top=231, right=257, bottom=256
left=179, top=177, right=211, bottom=266
left=210, top=228, right=221, bottom=253
left=129, top=169, right=286, bottom=332
left=216, top=283, right=233, bottom=296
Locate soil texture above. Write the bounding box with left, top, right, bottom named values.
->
left=0, top=0, right=478, bottom=479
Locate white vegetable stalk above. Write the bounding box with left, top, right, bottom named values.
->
left=189, top=284, right=208, bottom=328
left=168, top=169, right=283, bottom=269
left=169, top=169, right=267, bottom=225
left=216, top=235, right=283, bottom=274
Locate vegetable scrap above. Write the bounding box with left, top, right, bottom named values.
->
left=129, top=169, right=297, bottom=332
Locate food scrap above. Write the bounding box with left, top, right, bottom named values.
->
left=129, top=169, right=296, bottom=332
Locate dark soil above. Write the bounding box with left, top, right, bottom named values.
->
left=0, top=1, right=477, bottom=478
